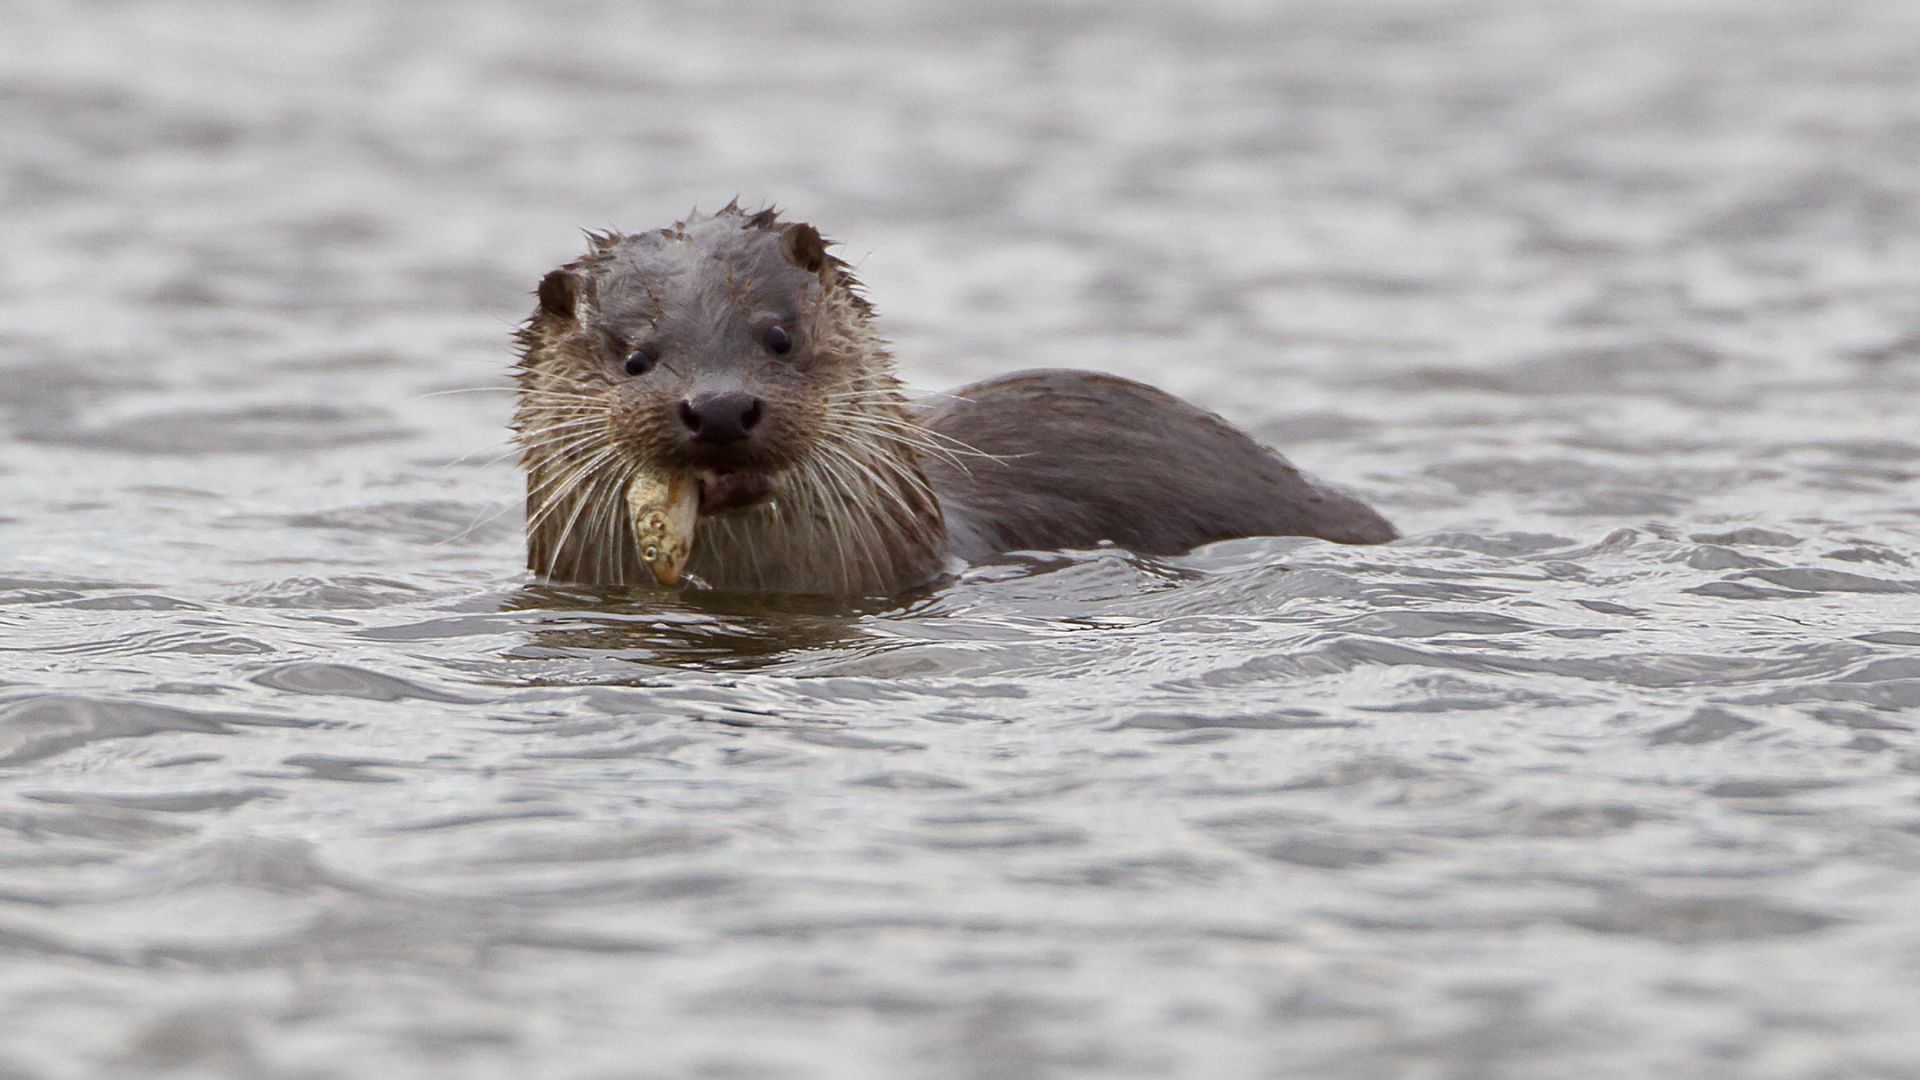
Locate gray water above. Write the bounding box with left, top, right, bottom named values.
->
left=4, top=1, right=1920, bottom=1077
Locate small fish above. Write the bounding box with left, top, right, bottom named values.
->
left=625, top=471, right=698, bottom=586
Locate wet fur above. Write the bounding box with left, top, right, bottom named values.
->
left=514, top=204, right=1394, bottom=595
left=923, top=370, right=1396, bottom=559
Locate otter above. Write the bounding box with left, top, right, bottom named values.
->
left=513, top=203, right=1395, bottom=595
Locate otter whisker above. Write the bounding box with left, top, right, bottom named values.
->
left=823, top=387, right=976, bottom=408
left=804, top=454, right=883, bottom=593
left=544, top=455, right=627, bottom=579
left=514, top=395, right=610, bottom=414
left=430, top=497, right=523, bottom=550
left=525, top=446, right=623, bottom=541
left=514, top=406, right=607, bottom=430
left=408, top=385, right=520, bottom=402
left=514, top=399, right=608, bottom=417
left=815, top=434, right=939, bottom=512
left=830, top=413, right=1011, bottom=463
left=514, top=421, right=612, bottom=454
left=443, top=408, right=607, bottom=474
left=518, top=435, right=617, bottom=484
left=515, top=410, right=605, bottom=429
left=525, top=460, right=613, bottom=533
left=779, top=457, right=849, bottom=592
left=821, top=406, right=1002, bottom=455
left=806, top=443, right=914, bottom=591
left=592, top=459, right=644, bottom=586
left=822, top=416, right=986, bottom=477
left=514, top=420, right=607, bottom=447
left=515, top=423, right=609, bottom=446
left=519, top=384, right=610, bottom=398
left=436, top=439, right=535, bottom=473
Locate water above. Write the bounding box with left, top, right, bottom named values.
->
left=4, top=1, right=1920, bottom=1077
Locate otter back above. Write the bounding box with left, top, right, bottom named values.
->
left=921, top=369, right=1397, bottom=561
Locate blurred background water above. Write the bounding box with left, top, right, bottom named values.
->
left=3, top=1, right=1920, bottom=1077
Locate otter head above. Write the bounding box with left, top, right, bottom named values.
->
left=514, top=204, right=944, bottom=592
left=524, top=205, right=871, bottom=514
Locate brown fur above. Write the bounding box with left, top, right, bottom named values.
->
left=514, top=203, right=1396, bottom=595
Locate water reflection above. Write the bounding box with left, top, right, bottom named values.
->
left=495, top=581, right=914, bottom=672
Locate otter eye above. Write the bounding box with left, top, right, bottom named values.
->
left=763, top=325, right=792, bottom=357
left=623, top=349, right=656, bottom=377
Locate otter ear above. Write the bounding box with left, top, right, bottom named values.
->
left=780, top=223, right=828, bottom=275
left=537, top=269, right=580, bottom=321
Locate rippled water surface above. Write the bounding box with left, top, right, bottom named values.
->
left=6, top=1, right=1920, bottom=1077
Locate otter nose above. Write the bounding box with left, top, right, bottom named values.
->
left=678, top=391, right=763, bottom=446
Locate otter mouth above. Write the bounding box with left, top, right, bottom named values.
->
left=698, top=470, right=777, bottom=516
left=624, top=467, right=774, bottom=588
